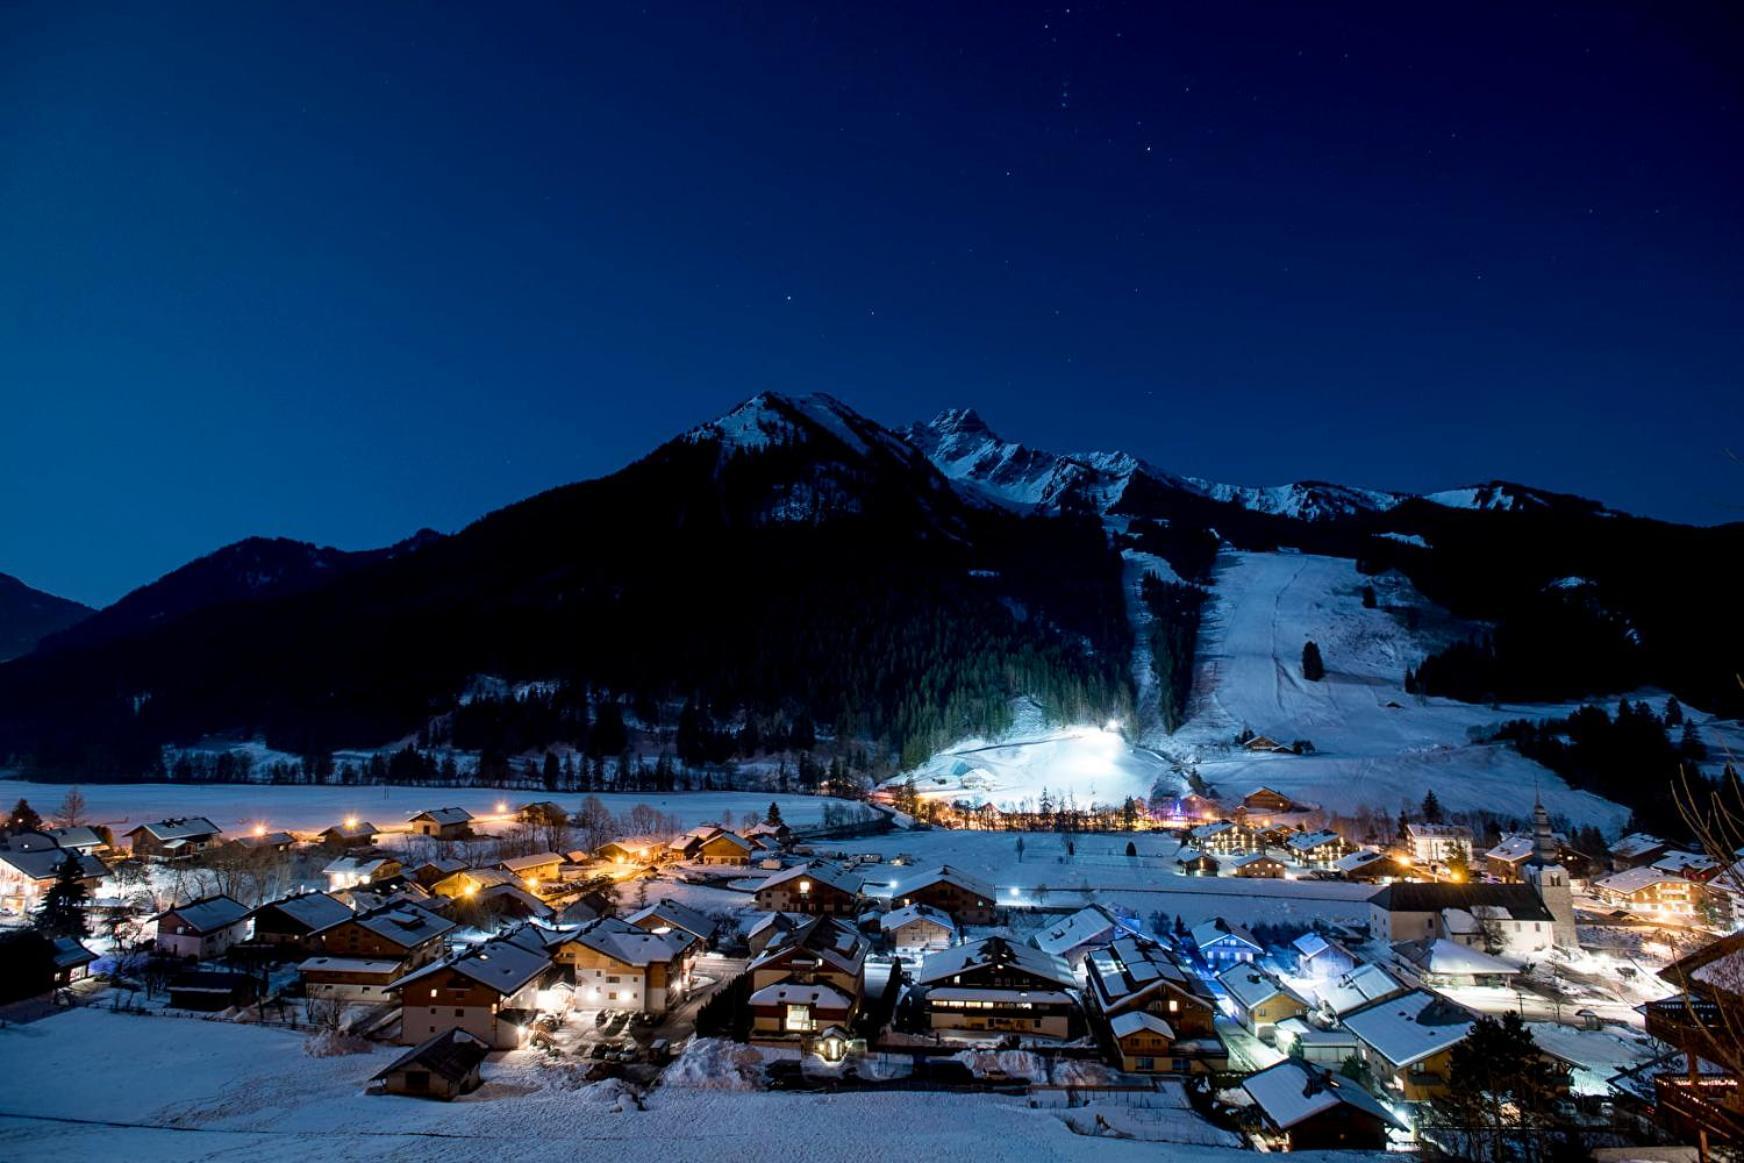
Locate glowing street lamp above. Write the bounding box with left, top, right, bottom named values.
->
left=253, top=823, right=267, bottom=838
left=496, top=801, right=508, bottom=814
left=343, top=815, right=358, bottom=830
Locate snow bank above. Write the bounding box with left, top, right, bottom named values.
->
left=952, top=1049, right=1048, bottom=1083
left=662, top=1038, right=765, bottom=1090
left=1051, top=1059, right=1119, bottom=1087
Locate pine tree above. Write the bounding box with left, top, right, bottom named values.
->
left=764, top=802, right=784, bottom=826
left=1301, top=640, right=1325, bottom=682
left=1662, top=696, right=1683, bottom=727
left=8, top=798, right=42, bottom=834
left=1421, top=789, right=1444, bottom=824
left=35, top=853, right=89, bottom=938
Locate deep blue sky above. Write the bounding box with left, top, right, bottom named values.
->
left=3, top=3, right=1740, bottom=606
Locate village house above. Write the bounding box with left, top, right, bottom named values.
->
left=1176, top=849, right=1219, bottom=876
left=1334, top=848, right=1413, bottom=882
left=1392, top=938, right=1522, bottom=989
left=1242, top=1060, right=1404, bottom=1151
left=693, top=829, right=755, bottom=866
left=429, top=867, right=517, bottom=900
left=1301, top=962, right=1409, bottom=1020
left=324, top=853, right=402, bottom=892
left=1608, top=832, right=1670, bottom=873
left=408, top=807, right=474, bottom=840
left=1242, top=735, right=1295, bottom=754
left=595, top=838, right=659, bottom=866
left=744, top=820, right=791, bottom=847
left=889, top=864, right=997, bottom=925
left=746, top=911, right=803, bottom=956
left=542, top=916, right=695, bottom=1013
left=1642, top=931, right=1744, bottom=1146
left=1367, top=882, right=1558, bottom=956
left=753, top=861, right=863, bottom=916
left=1191, top=917, right=1263, bottom=966
left=0, top=838, right=106, bottom=911
left=497, top=851, right=563, bottom=888
left=1085, top=936, right=1225, bottom=1072
left=310, top=901, right=456, bottom=971
left=249, top=891, right=354, bottom=949
left=393, top=934, right=552, bottom=1049
left=1030, top=904, right=1122, bottom=965
left=1189, top=820, right=1259, bottom=857
left=474, top=883, right=553, bottom=920
left=1242, top=786, right=1296, bottom=814
left=1341, top=988, right=1477, bottom=1102
left=1291, top=931, right=1358, bottom=981
left=1484, top=834, right=1539, bottom=882
left=1229, top=852, right=1288, bottom=879
left=1404, top=822, right=1473, bottom=866
left=154, top=895, right=251, bottom=960
left=50, top=936, right=98, bottom=987
left=409, top=857, right=469, bottom=888
left=1284, top=829, right=1350, bottom=868
left=748, top=916, right=869, bottom=1039
left=1592, top=865, right=1705, bottom=920
left=626, top=898, right=715, bottom=952
left=318, top=819, right=379, bottom=849
left=43, top=825, right=110, bottom=855
left=299, top=953, right=409, bottom=1003
left=234, top=829, right=297, bottom=853
left=1218, top=964, right=1310, bottom=1034
left=1272, top=1018, right=1362, bottom=1067
left=879, top=902, right=957, bottom=956
left=372, top=1028, right=490, bottom=1101
left=517, top=802, right=569, bottom=827
left=914, top=936, right=1080, bottom=1041
left=125, top=816, right=223, bottom=860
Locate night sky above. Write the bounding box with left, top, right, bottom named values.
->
left=4, top=3, right=1740, bottom=606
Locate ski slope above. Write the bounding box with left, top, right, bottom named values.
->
left=1157, top=551, right=1631, bottom=829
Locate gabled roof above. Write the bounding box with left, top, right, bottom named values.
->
left=235, top=830, right=296, bottom=850
left=626, top=898, right=715, bottom=942
left=1368, top=882, right=1554, bottom=923
left=747, top=912, right=802, bottom=943
left=477, top=884, right=553, bottom=917
left=372, top=1028, right=489, bottom=1084
left=1307, top=963, right=1406, bottom=1016
left=1342, top=989, right=1476, bottom=1068
left=1285, top=830, right=1342, bottom=852
left=1593, top=866, right=1684, bottom=895
left=1086, top=936, right=1206, bottom=1011
left=892, top=864, right=996, bottom=903
left=1109, top=1010, right=1174, bottom=1040
left=1031, top=905, right=1119, bottom=955
left=44, top=826, right=105, bottom=850
left=128, top=817, right=221, bottom=842
left=319, top=902, right=455, bottom=949
left=1217, top=965, right=1305, bottom=1011
left=1652, top=851, right=1719, bottom=876
left=748, top=981, right=852, bottom=1010
left=916, top=935, right=1073, bottom=989
left=1191, top=917, right=1261, bottom=952
left=410, top=807, right=473, bottom=825
left=254, top=891, right=353, bottom=932
left=499, top=851, right=563, bottom=874
left=323, top=854, right=396, bottom=877
left=880, top=902, right=956, bottom=934
left=1608, top=832, right=1666, bottom=859
left=0, top=845, right=106, bottom=882
left=1228, top=852, right=1282, bottom=868
left=1334, top=848, right=1388, bottom=873
left=1659, top=930, right=1744, bottom=1002
left=758, top=861, right=862, bottom=895
left=1243, top=1059, right=1404, bottom=1132
left=1486, top=834, right=1536, bottom=863
left=394, top=935, right=550, bottom=998
left=158, top=895, right=250, bottom=934
left=554, top=916, right=691, bottom=968
left=1392, top=938, right=1520, bottom=978
left=752, top=916, right=869, bottom=978
left=697, top=830, right=755, bottom=854
left=320, top=820, right=378, bottom=838
left=51, top=936, right=97, bottom=971
left=413, top=857, right=468, bottom=876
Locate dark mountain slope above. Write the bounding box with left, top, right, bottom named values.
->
left=0, top=573, right=92, bottom=661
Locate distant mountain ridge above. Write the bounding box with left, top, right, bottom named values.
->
left=0, top=573, right=92, bottom=661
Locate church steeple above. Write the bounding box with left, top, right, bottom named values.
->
left=1531, top=789, right=1557, bottom=866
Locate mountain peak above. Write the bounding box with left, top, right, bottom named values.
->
left=927, top=407, right=992, bottom=437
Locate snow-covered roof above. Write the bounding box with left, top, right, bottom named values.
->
left=1405, top=823, right=1472, bottom=840
left=1190, top=820, right=1238, bottom=840
left=1486, top=835, right=1535, bottom=862
left=395, top=935, right=551, bottom=998
left=758, top=861, right=863, bottom=895
left=1084, top=937, right=1203, bottom=1011
left=160, top=895, right=250, bottom=934
left=1594, top=866, right=1684, bottom=895
left=51, top=937, right=97, bottom=970
left=323, top=855, right=395, bottom=877
left=914, top=936, right=1073, bottom=989
left=556, top=916, right=691, bottom=968
left=321, top=820, right=378, bottom=838
left=697, top=830, right=755, bottom=853
left=1285, top=830, right=1342, bottom=852
left=1393, top=938, right=1520, bottom=977
left=626, top=898, right=716, bottom=941
left=129, top=817, right=221, bottom=842
left=1031, top=905, right=1119, bottom=955
left=880, top=902, right=956, bottom=934
left=298, top=956, right=403, bottom=977
left=0, top=845, right=106, bottom=882
left=477, top=884, right=553, bottom=916
left=892, top=863, right=996, bottom=903
left=1342, top=989, right=1476, bottom=1068
left=1191, top=917, right=1261, bottom=952
left=751, top=916, right=869, bottom=977
left=236, top=830, right=296, bottom=849
left=1217, top=966, right=1302, bottom=1010
left=1228, top=852, right=1281, bottom=868
left=1309, top=963, right=1405, bottom=1015
left=748, top=981, right=853, bottom=1010
left=324, top=902, right=455, bottom=949
left=44, top=826, right=105, bottom=850
left=411, top=807, right=473, bottom=825
left=256, top=891, right=353, bottom=931
left=499, top=852, right=563, bottom=874
left=1109, top=1010, right=1174, bottom=1040
left=1243, top=1059, right=1403, bottom=1132
left=413, top=857, right=468, bottom=876
left=928, top=986, right=1075, bottom=1005
left=1652, top=851, right=1718, bottom=876
left=1608, top=832, right=1666, bottom=859
left=1334, top=848, right=1387, bottom=873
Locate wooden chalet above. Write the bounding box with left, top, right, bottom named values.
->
left=1085, top=936, right=1225, bottom=1072
left=392, top=934, right=552, bottom=1049
left=914, top=935, right=1079, bottom=1041
left=1243, top=1060, right=1404, bottom=1151
left=408, top=807, right=474, bottom=840
left=154, top=895, right=251, bottom=960
left=126, top=817, right=223, bottom=860
left=372, top=1028, right=490, bottom=1100
left=889, top=864, right=997, bottom=925
left=753, top=862, right=862, bottom=916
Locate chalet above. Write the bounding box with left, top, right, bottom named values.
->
left=915, top=936, right=1079, bottom=1040
left=1342, top=989, right=1477, bottom=1101
left=1653, top=850, right=1722, bottom=881
left=1031, top=904, right=1121, bottom=964
left=311, top=902, right=456, bottom=970
left=596, top=838, right=659, bottom=866
left=318, top=819, right=379, bottom=849
left=235, top=829, right=296, bottom=853
left=1217, top=965, right=1310, bottom=1034
left=1405, top=823, right=1473, bottom=866
left=408, top=807, right=474, bottom=840
left=1243, top=1060, right=1405, bottom=1151
left=753, top=862, right=862, bottom=916
left=626, top=898, right=715, bottom=951
left=300, top=954, right=408, bottom=1002
left=1242, top=787, right=1295, bottom=813
left=1644, top=931, right=1744, bottom=1146
left=879, top=903, right=957, bottom=956
left=1190, top=917, right=1262, bottom=966
left=1291, top=931, right=1358, bottom=981
left=1592, top=866, right=1704, bottom=920
left=1302, top=962, right=1408, bottom=1019
left=0, top=840, right=106, bottom=911
left=1189, top=820, right=1258, bottom=856
left=1367, top=882, right=1556, bottom=956
left=1242, top=735, right=1294, bottom=754
left=517, top=802, right=569, bottom=827
left=475, top=883, right=554, bottom=919
left=889, top=864, right=997, bottom=925
left=497, top=852, right=563, bottom=887
left=249, top=891, right=354, bottom=949
left=50, top=936, right=98, bottom=986
left=1176, top=849, right=1219, bottom=877
left=1392, top=938, right=1521, bottom=989
left=43, top=826, right=109, bottom=855
left=324, top=854, right=402, bottom=892
left=665, top=831, right=706, bottom=861
left=1284, top=829, right=1349, bottom=867
left=1608, top=832, right=1669, bottom=873
left=1177, top=793, right=1222, bottom=819
left=409, top=857, right=468, bottom=888
left=372, top=1028, right=489, bottom=1100
left=1334, top=848, right=1411, bottom=882
left=430, top=868, right=517, bottom=900
left=1085, top=936, right=1224, bottom=1072
left=125, top=817, right=222, bottom=860
left=744, top=820, right=791, bottom=847
left=694, top=830, right=755, bottom=866
left=155, top=895, right=251, bottom=960
left=749, top=917, right=869, bottom=1039
left=393, top=935, right=552, bottom=1049
left=543, top=917, right=694, bottom=1013
left=1485, top=832, right=1579, bottom=882
left=746, top=912, right=803, bottom=955
left=1273, top=1018, right=1362, bottom=1067
left=1229, top=852, right=1287, bottom=879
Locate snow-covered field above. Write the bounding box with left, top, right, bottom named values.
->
left=0, top=781, right=861, bottom=837
left=0, top=1008, right=1387, bottom=1163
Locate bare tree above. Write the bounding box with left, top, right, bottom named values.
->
left=53, top=787, right=87, bottom=829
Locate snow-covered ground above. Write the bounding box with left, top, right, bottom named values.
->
left=1146, top=551, right=1633, bottom=829
left=0, top=1008, right=1390, bottom=1163
left=0, top=781, right=861, bottom=838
